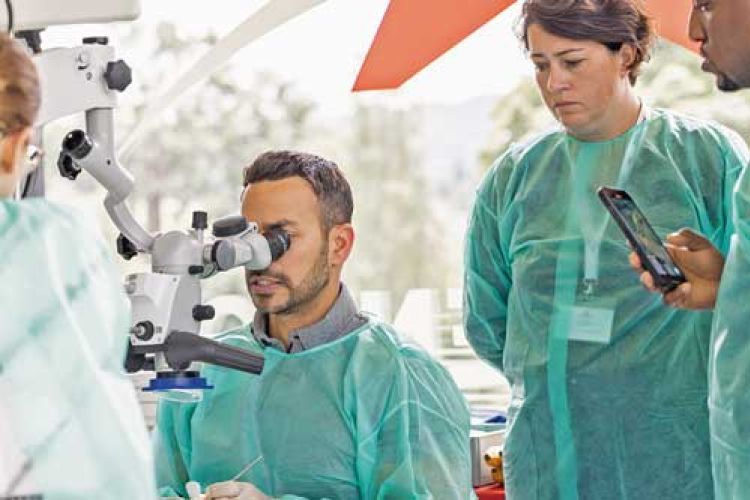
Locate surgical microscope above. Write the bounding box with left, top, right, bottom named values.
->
left=8, top=0, right=285, bottom=391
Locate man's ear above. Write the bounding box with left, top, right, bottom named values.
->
left=328, top=223, right=354, bottom=267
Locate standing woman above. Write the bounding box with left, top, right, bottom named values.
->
left=464, top=0, right=748, bottom=498
left=0, top=33, right=157, bottom=498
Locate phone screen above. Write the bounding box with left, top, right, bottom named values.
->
left=609, top=195, right=683, bottom=281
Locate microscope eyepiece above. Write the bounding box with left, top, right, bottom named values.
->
left=264, top=227, right=290, bottom=261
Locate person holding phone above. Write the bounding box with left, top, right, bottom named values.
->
left=463, top=1, right=749, bottom=498
left=628, top=0, right=750, bottom=497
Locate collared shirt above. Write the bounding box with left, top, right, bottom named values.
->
left=251, top=283, right=368, bottom=353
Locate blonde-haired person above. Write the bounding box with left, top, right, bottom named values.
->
left=463, top=0, right=749, bottom=498
left=0, top=33, right=157, bottom=498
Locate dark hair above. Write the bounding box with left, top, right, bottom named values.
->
left=518, top=0, right=655, bottom=84
left=243, top=150, right=353, bottom=233
left=0, top=33, right=40, bottom=134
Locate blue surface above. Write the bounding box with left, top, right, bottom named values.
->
left=143, top=373, right=213, bottom=391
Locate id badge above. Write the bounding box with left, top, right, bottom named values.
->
left=563, top=287, right=616, bottom=344
left=566, top=304, right=615, bottom=344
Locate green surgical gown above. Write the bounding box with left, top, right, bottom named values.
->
left=464, top=109, right=748, bottom=500
left=710, top=152, right=750, bottom=499
left=153, top=320, right=474, bottom=499
left=0, top=199, right=156, bottom=499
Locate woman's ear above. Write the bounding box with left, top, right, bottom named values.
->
left=619, top=44, right=637, bottom=78
left=0, top=127, right=30, bottom=197
left=0, top=127, right=30, bottom=175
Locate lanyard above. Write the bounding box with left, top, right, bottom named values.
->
left=572, top=104, right=650, bottom=296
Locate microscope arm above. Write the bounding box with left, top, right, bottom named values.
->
left=34, top=41, right=155, bottom=252
left=88, top=109, right=155, bottom=252
left=60, top=112, right=155, bottom=252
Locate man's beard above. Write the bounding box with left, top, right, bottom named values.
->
left=246, top=245, right=330, bottom=315
left=717, top=72, right=742, bottom=92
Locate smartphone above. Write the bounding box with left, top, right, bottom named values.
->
left=597, top=186, right=686, bottom=292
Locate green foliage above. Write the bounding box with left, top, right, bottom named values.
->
left=342, top=104, right=451, bottom=305
left=116, top=22, right=316, bottom=231
left=638, top=42, right=750, bottom=139
left=480, top=79, right=553, bottom=168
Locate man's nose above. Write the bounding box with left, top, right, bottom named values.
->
left=688, top=8, right=706, bottom=44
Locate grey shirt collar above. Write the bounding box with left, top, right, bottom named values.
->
left=251, top=283, right=367, bottom=353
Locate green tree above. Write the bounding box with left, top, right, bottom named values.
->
left=116, top=22, right=316, bottom=232
left=480, top=78, right=553, bottom=168
left=342, top=103, right=450, bottom=306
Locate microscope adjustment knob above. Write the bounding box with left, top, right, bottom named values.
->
left=132, top=321, right=155, bottom=341
left=193, top=305, right=216, bottom=322
left=104, top=60, right=133, bottom=92
left=56, top=152, right=81, bottom=180
left=192, top=211, right=208, bottom=230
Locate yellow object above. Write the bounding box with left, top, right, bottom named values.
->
left=484, top=445, right=504, bottom=486
left=491, top=466, right=504, bottom=486
left=483, top=445, right=503, bottom=467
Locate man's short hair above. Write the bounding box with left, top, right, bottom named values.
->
left=243, top=150, right=354, bottom=233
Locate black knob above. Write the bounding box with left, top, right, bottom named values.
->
left=188, top=265, right=205, bottom=275
left=117, top=234, right=139, bottom=260
left=62, top=129, right=93, bottom=159
left=104, top=60, right=132, bottom=92
left=193, top=305, right=215, bottom=321
left=83, top=36, right=109, bottom=45
left=57, top=152, right=81, bottom=180
left=132, top=321, right=155, bottom=341
left=212, top=215, right=248, bottom=237
left=192, top=211, right=208, bottom=230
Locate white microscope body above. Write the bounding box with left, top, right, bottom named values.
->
left=9, top=0, right=285, bottom=389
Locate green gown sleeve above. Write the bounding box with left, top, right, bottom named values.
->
left=463, top=152, right=516, bottom=371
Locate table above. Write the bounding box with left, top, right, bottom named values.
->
left=474, top=484, right=505, bottom=499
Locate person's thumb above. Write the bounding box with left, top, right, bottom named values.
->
left=666, top=228, right=711, bottom=251
left=663, top=244, right=689, bottom=270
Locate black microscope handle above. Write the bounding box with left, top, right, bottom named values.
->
left=164, top=331, right=264, bottom=375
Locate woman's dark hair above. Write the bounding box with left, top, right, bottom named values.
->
left=518, top=0, right=656, bottom=84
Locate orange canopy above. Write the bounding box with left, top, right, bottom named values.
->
left=353, top=0, right=697, bottom=91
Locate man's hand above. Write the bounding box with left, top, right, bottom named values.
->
left=628, top=228, right=724, bottom=310
left=204, top=481, right=272, bottom=500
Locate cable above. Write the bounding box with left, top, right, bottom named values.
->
left=4, top=0, right=12, bottom=33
